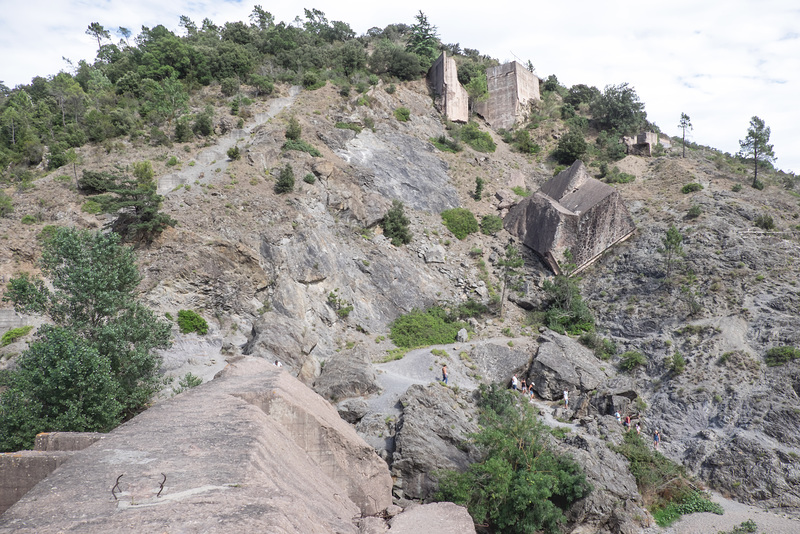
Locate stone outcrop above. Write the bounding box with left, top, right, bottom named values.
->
left=0, top=357, right=393, bottom=533
left=389, top=502, right=476, bottom=534
left=427, top=52, right=469, bottom=123
left=504, top=160, right=636, bottom=274
left=528, top=330, right=611, bottom=401
left=314, top=346, right=380, bottom=401
left=475, top=61, right=540, bottom=130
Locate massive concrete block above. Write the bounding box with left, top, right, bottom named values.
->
left=0, top=451, right=72, bottom=515
left=475, top=61, right=540, bottom=130
left=426, top=52, right=469, bottom=123
left=0, top=358, right=392, bottom=533
left=504, top=161, right=635, bottom=274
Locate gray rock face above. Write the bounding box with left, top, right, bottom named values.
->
left=391, top=384, right=480, bottom=500
left=467, top=341, right=534, bottom=385
left=331, top=129, right=459, bottom=214
left=315, top=347, right=380, bottom=402
left=528, top=330, right=611, bottom=400
left=0, top=358, right=393, bottom=533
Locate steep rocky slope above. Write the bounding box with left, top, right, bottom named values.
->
left=2, top=78, right=799, bottom=532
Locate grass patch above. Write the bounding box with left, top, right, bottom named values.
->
left=177, top=309, right=208, bottom=335
left=389, top=306, right=469, bottom=349
left=334, top=122, right=362, bottom=134
left=282, top=139, right=321, bottom=157
left=765, top=346, right=800, bottom=367
left=1, top=325, right=34, bottom=347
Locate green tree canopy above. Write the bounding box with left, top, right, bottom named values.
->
left=382, top=199, right=412, bottom=246
left=738, top=115, right=775, bottom=188
left=678, top=113, right=692, bottom=158
left=405, top=11, right=439, bottom=67
left=590, top=83, right=647, bottom=136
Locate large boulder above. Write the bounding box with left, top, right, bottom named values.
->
left=314, top=347, right=380, bottom=402
left=389, top=502, right=476, bottom=534
left=467, top=341, right=534, bottom=385
left=0, top=358, right=393, bottom=533
left=528, top=330, right=610, bottom=400
left=391, top=384, right=480, bottom=500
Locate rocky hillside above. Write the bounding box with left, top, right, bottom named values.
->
left=2, top=76, right=800, bottom=533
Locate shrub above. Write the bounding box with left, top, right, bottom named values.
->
left=282, top=139, right=322, bottom=157
left=473, top=177, right=484, bottom=200
left=166, top=156, right=179, bottom=166
left=619, top=351, right=646, bottom=371
left=78, top=169, right=119, bottom=194
left=732, top=183, right=743, bottom=192
left=193, top=107, right=214, bottom=136
left=172, top=372, right=203, bottom=394
left=480, top=214, right=503, bottom=235
left=460, top=122, right=496, bottom=153
left=765, top=346, right=800, bottom=367
left=687, top=205, right=702, bottom=219
left=382, top=200, right=412, bottom=246
left=681, top=182, right=703, bottom=193
left=0, top=191, right=14, bottom=217
left=441, top=207, right=479, bottom=240
left=227, top=146, right=241, bottom=160
left=669, top=351, right=686, bottom=374
left=430, top=134, right=461, bottom=153
left=578, top=332, right=616, bottom=360
left=754, top=214, right=775, bottom=230
left=21, top=214, right=37, bottom=225
left=394, top=107, right=411, bottom=122
left=752, top=179, right=764, bottom=190
left=389, top=307, right=467, bottom=348
left=220, top=77, right=240, bottom=97
left=335, top=122, right=362, bottom=134
left=177, top=310, right=208, bottom=335
left=511, top=186, right=530, bottom=197
left=553, top=131, right=587, bottom=165
left=436, top=384, right=590, bottom=534
left=81, top=200, right=103, bottom=214
left=604, top=166, right=635, bottom=184
left=327, top=289, right=353, bottom=318
left=1, top=325, right=33, bottom=347
left=285, top=117, right=301, bottom=140
left=385, top=84, right=396, bottom=94
left=275, top=164, right=295, bottom=194
left=303, top=173, right=316, bottom=184
left=513, top=130, right=540, bottom=154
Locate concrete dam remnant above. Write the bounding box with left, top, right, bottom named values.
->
left=475, top=61, right=540, bottom=130
left=426, top=51, right=469, bottom=123
left=503, top=160, right=635, bottom=275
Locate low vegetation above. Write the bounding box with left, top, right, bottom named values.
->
left=619, top=351, right=647, bottom=371
left=436, top=384, right=591, bottom=534
left=1, top=325, right=34, bottom=347
left=177, top=309, right=208, bottom=335
left=382, top=200, right=412, bottom=246
left=764, top=346, right=800, bottom=367
left=681, top=182, right=703, bottom=194
left=389, top=302, right=485, bottom=348
left=441, top=207, right=478, bottom=239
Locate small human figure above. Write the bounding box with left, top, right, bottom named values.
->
left=442, top=365, right=448, bottom=385
left=274, top=360, right=283, bottom=367
left=563, top=390, right=569, bottom=408
left=653, top=429, right=661, bottom=450
left=624, top=415, right=631, bottom=432
left=521, top=379, right=528, bottom=394
left=635, top=423, right=641, bottom=435
left=511, top=375, right=519, bottom=391
left=615, top=411, right=621, bottom=424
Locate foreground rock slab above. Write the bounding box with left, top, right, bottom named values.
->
left=0, top=357, right=392, bottom=533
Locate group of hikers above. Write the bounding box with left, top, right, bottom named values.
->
left=509, top=375, right=662, bottom=450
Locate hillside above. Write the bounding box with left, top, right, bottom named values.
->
left=2, top=11, right=800, bottom=534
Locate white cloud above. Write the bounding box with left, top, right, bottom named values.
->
left=1, top=0, right=797, bottom=172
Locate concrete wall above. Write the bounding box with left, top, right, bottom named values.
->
left=426, top=52, right=469, bottom=123
left=477, top=61, right=540, bottom=130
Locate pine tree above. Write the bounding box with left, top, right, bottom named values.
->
left=275, top=163, right=295, bottom=193
left=678, top=113, right=692, bottom=158
left=738, top=116, right=775, bottom=189
left=382, top=200, right=412, bottom=246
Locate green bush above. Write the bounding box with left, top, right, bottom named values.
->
left=687, top=205, right=702, bottom=219
left=1, top=325, right=34, bottom=347
left=553, top=130, right=587, bottom=165
left=604, top=166, right=635, bottom=184
left=681, top=182, right=703, bottom=193
left=752, top=179, right=764, bottom=190
left=0, top=191, right=13, bottom=217
left=765, top=346, right=800, bottom=366
left=430, top=134, right=461, bottom=153
left=285, top=117, right=302, bottom=140
left=172, top=372, right=203, bottom=394
left=460, top=122, right=496, bottom=153
left=480, top=214, right=503, bottom=235
left=382, top=200, right=412, bottom=246
left=275, top=164, right=295, bottom=194
left=511, top=186, right=530, bottom=197
left=227, top=146, right=241, bottom=160
left=732, top=183, right=743, bottom=192
left=394, top=107, right=411, bottom=122
left=327, top=289, right=353, bottom=318
left=473, top=177, right=484, bottom=200
left=436, top=384, right=590, bottom=534
left=166, top=156, right=179, bottom=166
left=220, top=77, right=240, bottom=97
left=335, top=122, right=362, bottom=134
left=282, top=139, right=322, bottom=157
left=754, top=214, right=775, bottom=230
left=619, top=351, right=646, bottom=371
left=578, top=332, right=616, bottom=360
left=542, top=255, right=595, bottom=335
left=78, top=169, right=120, bottom=194
left=512, top=130, right=540, bottom=154
left=303, top=173, right=316, bottom=184
left=81, top=200, right=103, bottom=214
left=20, top=214, right=38, bottom=225
left=389, top=307, right=467, bottom=348
left=669, top=351, right=686, bottom=374
left=177, top=310, right=208, bottom=335
left=441, top=207, right=479, bottom=240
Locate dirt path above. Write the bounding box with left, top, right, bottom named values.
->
left=660, top=491, right=800, bottom=533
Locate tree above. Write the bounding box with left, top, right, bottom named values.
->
left=738, top=116, right=775, bottom=188
left=659, top=225, right=684, bottom=279
left=497, top=244, right=524, bottom=318
left=249, top=5, right=274, bottom=30
left=590, top=83, right=647, bottom=135
left=436, top=384, right=590, bottom=534
left=678, top=113, right=692, bottom=158
left=405, top=11, right=439, bottom=67
left=553, top=131, right=587, bottom=165
left=382, top=200, right=412, bottom=246
left=86, top=22, right=111, bottom=51
left=542, top=251, right=594, bottom=334
left=0, top=326, right=123, bottom=451
left=275, top=163, right=295, bottom=193
left=285, top=116, right=301, bottom=140
left=3, top=227, right=171, bottom=419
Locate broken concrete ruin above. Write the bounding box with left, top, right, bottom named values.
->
left=503, top=160, right=635, bottom=274
left=475, top=61, right=540, bottom=130
left=622, top=131, right=672, bottom=156
left=426, top=52, right=469, bottom=123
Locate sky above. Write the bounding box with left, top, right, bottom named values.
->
left=2, top=1, right=799, bottom=173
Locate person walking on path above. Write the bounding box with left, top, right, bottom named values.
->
left=653, top=429, right=661, bottom=450
left=563, top=390, right=569, bottom=408
left=636, top=423, right=641, bottom=435
left=442, top=365, right=448, bottom=385
left=615, top=411, right=621, bottom=424
left=521, top=379, right=528, bottom=394
left=624, top=415, right=631, bottom=432
left=511, top=375, right=519, bottom=391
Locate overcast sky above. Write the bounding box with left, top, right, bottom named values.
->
left=2, top=1, right=798, bottom=173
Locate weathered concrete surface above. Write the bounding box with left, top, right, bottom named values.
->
left=504, top=160, right=635, bottom=274
left=475, top=61, right=540, bottom=130
left=389, top=502, right=476, bottom=534
left=33, top=431, right=104, bottom=452
left=427, top=52, right=469, bottom=123
left=0, top=357, right=392, bottom=533
left=0, top=451, right=72, bottom=515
